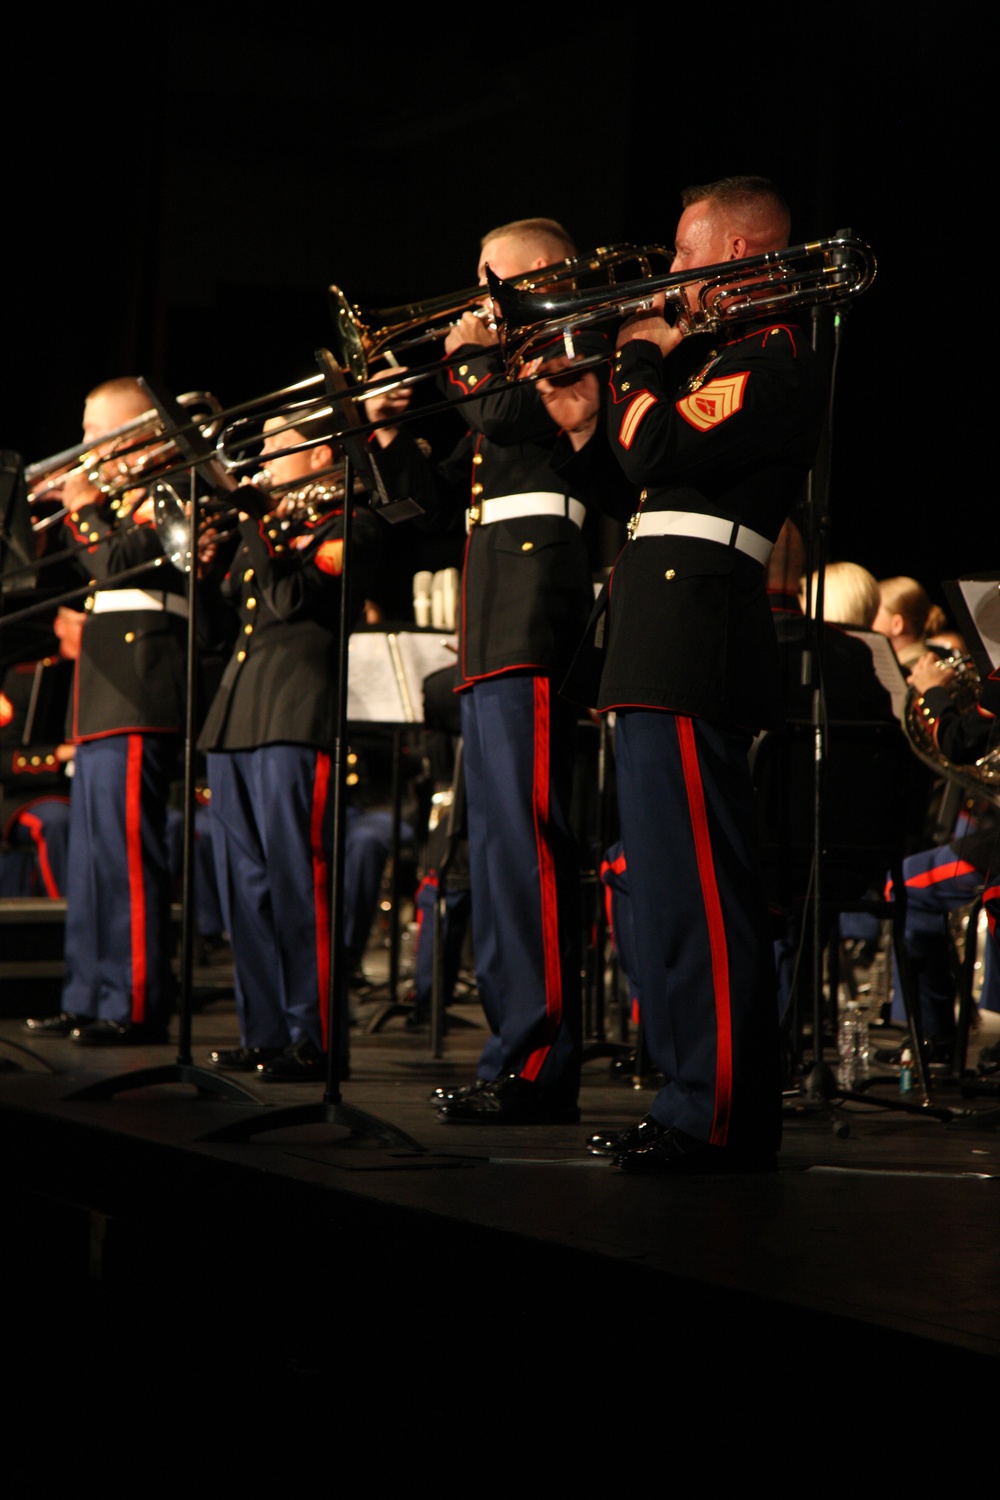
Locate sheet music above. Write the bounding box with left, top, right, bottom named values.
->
left=347, top=629, right=456, bottom=724
left=391, top=631, right=458, bottom=716
left=847, top=629, right=910, bottom=721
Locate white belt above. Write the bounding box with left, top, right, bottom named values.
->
left=468, top=492, right=585, bottom=530
left=629, top=509, right=773, bottom=566
left=90, top=588, right=189, bottom=618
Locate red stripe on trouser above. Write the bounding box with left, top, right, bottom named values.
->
left=984, top=883, right=1000, bottom=940
left=18, top=811, right=60, bottom=898
left=906, top=859, right=978, bottom=889
left=125, top=735, right=147, bottom=1024
left=414, top=873, right=437, bottom=955
left=522, top=677, right=563, bottom=1082
left=311, top=752, right=332, bottom=1049
left=677, top=717, right=733, bottom=1146
left=600, top=852, right=628, bottom=990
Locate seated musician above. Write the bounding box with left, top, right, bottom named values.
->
left=874, top=649, right=1000, bottom=1064
left=1, top=606, right=83, bottom=897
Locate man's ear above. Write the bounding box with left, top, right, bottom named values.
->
left=309, top=443, right=334, bottom=472
left=729, top=236, right=748, bottom=261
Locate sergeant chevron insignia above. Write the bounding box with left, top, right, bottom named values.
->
left=675, top=372, right=749, bottom=431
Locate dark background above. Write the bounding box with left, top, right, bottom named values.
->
left=2, top=6, right=982, bottom=611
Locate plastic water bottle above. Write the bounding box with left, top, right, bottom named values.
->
left=838, top=1004, right=864, bottom=1089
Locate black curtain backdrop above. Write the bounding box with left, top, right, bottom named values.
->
left=3, top=6, right=983, bottom=609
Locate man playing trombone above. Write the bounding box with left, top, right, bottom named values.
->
left=25, top=377, right=189, bottom=1045
left=575, top=177, right=828, bottom=1173
left=198, top=411, right=380, bottom=1081
left=369, top=217, right=618, bottom=1124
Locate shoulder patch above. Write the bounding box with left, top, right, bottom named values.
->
left=314, top=539, right=344, bottom=576
left=675, top=372, right=749, bottom=431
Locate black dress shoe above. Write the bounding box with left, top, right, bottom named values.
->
left=207, top=1046, right=284, bottom=1072
left=427, top=1076, right=492, bottom=1106
left=437, top=1073, right=580, bottom=1125
left=71, top=1020, right=169, bottom=1046
left=613, top=1125, right=777, bottom=1176
left=23, top=1012, right=86, bottom=1037
left=586, top=1114, right=668, bottom=1157
left=256, top=1038, right=349, bottom=1083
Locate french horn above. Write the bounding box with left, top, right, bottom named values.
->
left=902, top=654, right=1000, bottom=808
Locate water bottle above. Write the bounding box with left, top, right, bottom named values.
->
left=838, top=1004, right=863, bottom=1089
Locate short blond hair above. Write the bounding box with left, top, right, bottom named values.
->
left=480, top=217, right=577, bottom=265
left=86, top=376, right=148, bottom=412
left=802, top=562, right=881, bottom=629
left=877, top=576, right=934, bottom=638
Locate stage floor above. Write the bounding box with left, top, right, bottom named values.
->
left=2, top=940, right=999, bottom=1464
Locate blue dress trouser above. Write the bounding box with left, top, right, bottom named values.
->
left=3, top=798, right=71, bottom=897
left=460, top=675, right=582, bottom=1095
left=614, top=710, right=781, bottom=1153
left=62, top=734, right=178, bottom=1027
left=208, top=746, right=336, bottom=1055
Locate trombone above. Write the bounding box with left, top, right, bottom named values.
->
left=329, top=243, right=672, bottom=381
left=81, top=247, right=672, bottom=494
left=26, top=391, right=225, bottom=532
left=486, top=235, right=878, bottom=375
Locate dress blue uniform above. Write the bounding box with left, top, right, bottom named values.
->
left=571, top=319, right=826, bottom=1152
left=376, top=334, right=614, bottom=1102
left=59, top=503, right=187, bottom=1034
left=199, top=502, right=378, bottom=1063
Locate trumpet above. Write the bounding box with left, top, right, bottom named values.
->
left=329, top=244, right=672, bottom=382
left=152, top=464, right=368, bottom=572
left=486, top=235, right=877, bottom=375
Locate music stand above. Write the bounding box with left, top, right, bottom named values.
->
left=347, top=627, right=457, bottom=1030
left=779, top=274, right=962, bottom=1119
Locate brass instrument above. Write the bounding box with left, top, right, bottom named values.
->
left=28, top=391, right=224, bottom=530
left=153, top=467, right=366, bottom=572
left=487, top=235, right=877, bottom=375
left=902, top=654, right=1000, bottom=808
left=329, top=244, right=672, bottom=382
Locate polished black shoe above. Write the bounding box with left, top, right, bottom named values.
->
left=71, top=1020, right=169, bottom=1046
left=257, top=1038, right=348, bottom=1083
left=586, top=1114, right=669, bottom=1157
left=613, top=1125, right=777, bottom=1176
left=428, top=1076, right=492, bottom=1106
left=23, top=1011, right=86, bottom=1038
left=207, top=1045, right=284, bottom=1072
left=437, top=1073, right=580, bottom=1125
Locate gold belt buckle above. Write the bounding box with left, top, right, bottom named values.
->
left=627, top=512, right=640, bottom=541
left=468, top=504, right=481, bottom=526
